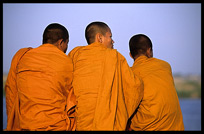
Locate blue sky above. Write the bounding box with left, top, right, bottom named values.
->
left=3, top=3, right=201, bottom=75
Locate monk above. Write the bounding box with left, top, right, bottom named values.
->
left=5, top=23, right=76, bottom=131
left=68, top=21, right=144, bottom=131
left=128, top=34, right=184, bottom=131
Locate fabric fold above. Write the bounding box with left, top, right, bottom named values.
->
left=68, top=42, right=144, bottom=130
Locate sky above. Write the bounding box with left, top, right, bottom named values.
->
left=3, top=3, right=201, bottom=75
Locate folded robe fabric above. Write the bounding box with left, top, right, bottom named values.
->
left=5, top=44, right=76, bottom=131
left=68, top=42, right=144, bottom=131
left=130, top=56, right=184, bottom=130
left=5, top=47, right=32, bottom=130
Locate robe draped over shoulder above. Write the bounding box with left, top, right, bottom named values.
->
left=68, top=42, right=144, bottom=130
left=5, top=47, right=32, bottom=131
left=5, top=44, right=76, bottom=131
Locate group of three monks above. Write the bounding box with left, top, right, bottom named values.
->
left=5, top=21, right=184, bottom=131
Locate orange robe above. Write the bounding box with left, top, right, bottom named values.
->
left=130, top=56, right=184, bottom=131
left=5, top=44, right=76, bottom=131
left=68, top=42, right=144, bottom=130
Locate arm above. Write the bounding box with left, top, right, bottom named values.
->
left=120, top=56, right=144, bottom=118
left=5, top=47, right=32, bottom=118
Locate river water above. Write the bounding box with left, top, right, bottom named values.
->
left=2, top=97, right=201, bottom=131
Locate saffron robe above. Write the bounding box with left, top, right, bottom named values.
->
left=130, top=56, right=184, bottom=130
left=5, top=44, right=76, bottom=131
left=68, top=42, right=144, bottom=130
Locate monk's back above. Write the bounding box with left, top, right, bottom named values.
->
left=131, top=56, right=184, bottom=130
left=71, top=43, right=113, bottom=130
left=73, top=44, right=105, bottom=95
left=17, top=44, right=73, bottom=130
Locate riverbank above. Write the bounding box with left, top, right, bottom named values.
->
left=173, top=74, right=201, bottom=98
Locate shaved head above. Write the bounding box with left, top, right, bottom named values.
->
left=43, top=23, right=69, bottom=44
left=85, top=21, right=110, bottom=44
left=129, top=34, right=153, bottom=58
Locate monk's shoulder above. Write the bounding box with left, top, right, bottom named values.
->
left=152, top=57, right=171, bottom=69
left=70, top=46, right=84, bottom=52
left=12, top=47, right=32, bottom=61
left=106, top=49, right=124, bottom=59
left=106, top=49, right=126, bottom=61
left=15, top=47, right=32, bottom=55
left=68, top=46, right=84, bottom=57
left=115, top=50, right=126, bottom=61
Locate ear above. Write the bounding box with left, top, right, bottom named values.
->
left=56, top=39, right=63, bottom=49
left=95, top=33, right=103, bottom=43
left=146, top=48, right=152, bottom=58
left=129, top=52, right=134, bottom=59
left=59, top=39, right=63, bottom=46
